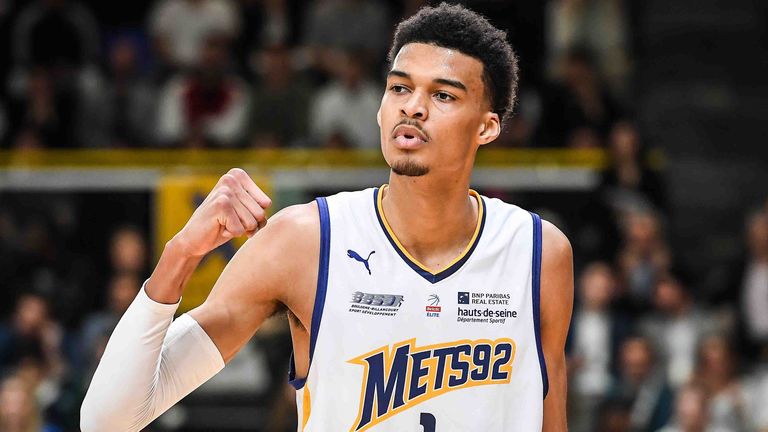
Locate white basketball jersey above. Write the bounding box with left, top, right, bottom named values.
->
left=288, top=186, right=547, bottom=431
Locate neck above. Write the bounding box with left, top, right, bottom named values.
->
left=381, top=172, right=478, bottom=271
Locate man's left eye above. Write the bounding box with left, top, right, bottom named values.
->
left=435, top=92, right=454, bottom=101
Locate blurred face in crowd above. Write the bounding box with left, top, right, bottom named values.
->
left=621, top=337, right=653, bottom=385
left=746, top=212, right=768, bottom=258
left=579, top=262, right=615, bottom=311
left=198, top=36, right=229, bottom=78
left=610, top=121, right=640, bottom=162
left=653, top=277, right=688, bottom=314
left=378, top=43, right=500, bottom=178
left=110, top=38, right=138, bottom=75
left=109, top=273, right=141, bottom=314
left=698, top=335, right=734, bottom=380
left=259, top=45, right=293, bottom=86
left=0, top=376, right=36, bottom=431
left=13, top=294, right=48, bottom=336
left=110, top=227, right=146, bottom=273
left=624, top=211, right=661, bottom=253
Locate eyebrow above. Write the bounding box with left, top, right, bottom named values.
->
left=387, top=70, right=467, bottom=92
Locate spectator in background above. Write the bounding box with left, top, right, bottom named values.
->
left=248, top=44, right=313, bottom=148
left=657, top=384, right=715, bottom=432
left=569, top=262, right=630, bottom=432
left=596, top=399, right=632, bottom=432
left=546, top=0, right=630, bottom=98
left=156, top=34, right=250, bottom=147
left=6, top=69, right=62, bottom=148
left=707, top=209, right=768, bottom=362
left=79, top=273, right=140, bottom=362
left=691, top=335, right=749, bottom=432
left=236, top=0, right=299, bottom=61
left=109, top=225, right=148, bottom=276
left=0, top=373, right=53, bottom=432
left=616, top=209, right=671, bottom=310
left=309, top=49, right=380, bottom=148
left=8, top=0, right=100, bottom=148
left=537, top=47, right=621, bottom=148
left=601, top=121, right=668, bottom=213
left=302, top=0, right=390, bottom=74
left=0, top=293, right=64, bottom=381
left=148, top=0, right=239, bottom=71
left=77, top=35, right=157, bottom=147
left=0, top=293, right=70, bottom=429
left=738, top=211, right=768, bottom=358
left=640, top=272, right=718, bottom=388
left=608, top=336, right=674, bottom=432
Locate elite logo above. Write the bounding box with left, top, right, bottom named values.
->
left=348, top=249, right=376, bottom=275
left=426, top=294, right=440, bottom=317
left=348, top=337, right=517, bottom=431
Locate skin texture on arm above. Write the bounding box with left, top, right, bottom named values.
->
left=188, top=202, right=319, bottom=365
left=540, top=220, right=574, bottom=432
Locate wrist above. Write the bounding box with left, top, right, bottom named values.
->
left=146, top=237, right=205, bottom=304
left=166, top=233, right=201, bottom=259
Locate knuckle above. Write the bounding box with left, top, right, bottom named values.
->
left=221, top=174, right=236, bottom=187
left=218, top=186, right=232, bottom=198
left=214, top=194, right=230, bottom=209
left=228, top=167, right=246, bottom=177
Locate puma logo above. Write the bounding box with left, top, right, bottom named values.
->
left=347, top=249, right=375, bottom=275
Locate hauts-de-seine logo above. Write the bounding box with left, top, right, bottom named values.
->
left=348, top=337, right=517, bottom=431
left=457, top=291, right=517, bottom=325
left=349, top=291, right=404, bottom=317
left=425, top=294, right=440, bottom=317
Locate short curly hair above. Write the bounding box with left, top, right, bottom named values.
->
left=387, top=3, right=519, bottom=123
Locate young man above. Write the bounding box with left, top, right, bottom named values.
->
left=81, top=4, right=572, bottom=431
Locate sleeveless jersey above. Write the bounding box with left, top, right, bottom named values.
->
left=288, top=186, right=547, bottom=431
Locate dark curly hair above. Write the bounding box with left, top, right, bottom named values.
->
left=387, top=3, right=519, bottom=123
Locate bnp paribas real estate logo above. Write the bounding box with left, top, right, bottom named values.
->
left=426, top=294, right=441, bottom=317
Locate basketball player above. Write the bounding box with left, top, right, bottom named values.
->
left=81, top=4, right=572, bottom=431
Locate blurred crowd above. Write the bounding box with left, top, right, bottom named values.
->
left=0, top=0, right=634, bottom=150
left=1, top=0, right=767, bottom=432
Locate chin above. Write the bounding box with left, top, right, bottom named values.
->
left=390, top=157, right=430, bottom=177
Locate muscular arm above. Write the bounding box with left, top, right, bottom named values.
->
left=540, top=220, right=574, bottom=432
left=189, top=203, right=319, bottom=363
left=81, top=169, right=319, bottom=431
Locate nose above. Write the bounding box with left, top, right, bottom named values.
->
left=400, top=91, right=428, bottom=120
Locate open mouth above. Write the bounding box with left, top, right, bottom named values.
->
left=392, top=125, right=428, bottom=148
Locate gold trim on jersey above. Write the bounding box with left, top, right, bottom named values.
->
left=376, top=184, right=484, bottom=275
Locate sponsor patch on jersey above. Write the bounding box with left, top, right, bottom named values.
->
left=425, top=294, right=441, bottom=317
left=348, top=337, right=517, bottom=431
left=349, top=291, right=404, bottom=317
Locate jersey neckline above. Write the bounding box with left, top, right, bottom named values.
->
left=372, top=185, right=486, bottom=284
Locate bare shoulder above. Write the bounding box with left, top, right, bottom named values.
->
left=539, top=219, right=574, bottom=323
left=540, top=219, right=572, bottom=266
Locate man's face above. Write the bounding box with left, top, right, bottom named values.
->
left=378, top=43, right=499, bottom=177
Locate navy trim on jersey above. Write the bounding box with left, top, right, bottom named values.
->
left=372, top=187, right=486, bottom=284
left=288, top=196, right=332, bottom=390
left=530, top=211, right=549, bottom=399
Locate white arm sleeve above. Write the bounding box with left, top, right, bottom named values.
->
left=80, top=283, right=225, bottom=432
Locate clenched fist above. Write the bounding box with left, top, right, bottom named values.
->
left=173, top=168, right=272, bottom=257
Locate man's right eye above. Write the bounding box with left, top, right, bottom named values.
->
left=389, top=85, right=409, bottom=93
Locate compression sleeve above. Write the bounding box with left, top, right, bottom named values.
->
left=80, top=282, right=225, bottom=432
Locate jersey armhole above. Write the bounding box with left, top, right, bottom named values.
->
left=530, top=211, right=549, bottom=399
left=288, top=196, right=332, bottom=390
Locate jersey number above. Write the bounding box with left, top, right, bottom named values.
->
left=420, top=412, right=436, bottom=432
